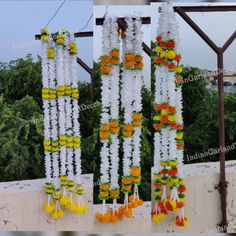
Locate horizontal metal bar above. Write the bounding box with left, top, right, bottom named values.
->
left=35, top=31, right=93, bottom=40
left=173, top=5, right=236, bottom=12
left=96, top=17, right=151, bottom=25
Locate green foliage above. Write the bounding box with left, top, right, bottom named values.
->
left=0, top=95, right=43, bottom=181
left=1, top=54, right=42, bottom=106
left=0, top=54, right=235, bottom=205
left=182, top=67, right=236, bottom=163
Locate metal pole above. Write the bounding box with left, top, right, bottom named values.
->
left=217, top=50, right=227, bottom=231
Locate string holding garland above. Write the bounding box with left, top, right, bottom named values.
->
left=152, top=3, right=188, bottom=227
left=96, top=15, right=144, bottom=224
left=40, top=28, right=88, bottom=219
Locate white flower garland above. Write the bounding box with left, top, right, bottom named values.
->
left=109, top=17, right=120, bottom=191
left=152, top=3, right=187, bottom=227
left=131, top=17, right=143, bottom=201
left=41, top=39, right=52, bottom=183
left=41, top=29, right=87, bottom=219
left=121, top=17, right=135, bottom=207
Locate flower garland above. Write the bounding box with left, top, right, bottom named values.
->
left=130, top=17, right=144, bottom=209
left=97, top=17, right=112, bottom=222
left=40, top=29, right=87, bottom=219
left=96, top=16, right=144, bottom=224
left=41, top=29, right=57, bottom=216
left=152, top=3, right=188, bottom=227
left=121, top=17, right=136, bottom=218
left=69, top=34, right=87, bottom=214
left=108, top=17, right=121, bottom=223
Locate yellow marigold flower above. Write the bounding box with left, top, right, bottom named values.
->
left=41, top=28, right=49, bottom=35
left=74, top=143, right=80, bottom=148
left=42, top=93, right=50, bottom=99
left=56, top=35, right=65, bottom=45
left=176, top=66, right=183, bottom=73
left=153, top=115, right=161, bottom=121
left=176, top=132, right=183, bottom=140
left=69, top=43, right=78, bottom=54
left=71, top=93, right=79, bottom=99
left=154, top=46, right=162, bottom=53
left=47, top=48, right=55, bottom=59
left=160, top=51, right=166, bottom=58
left=168, top=114, right=177, bottom=122
left=73, top=137, right=81, bottom=143
left=167, top=50, right=176, bottom=59
left=67, top=136, right=73, bottom=143
left=42, top=88, right=50, bottom=94
left=44, top=140, right=51, bottom=146
left=161, top=109, right=168, bottom=116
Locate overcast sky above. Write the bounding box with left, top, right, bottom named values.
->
left=151, top=2, right=236, bottom=72
left=0, top=1, right=235, bottom=84
left=0, top=0, right=93, bottom=82
left=93, top=5, right=151, bottom=88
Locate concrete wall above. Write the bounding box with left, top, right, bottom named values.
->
left=0, top=161, right=236, bottom=233
left=0, top=174, right=93, bottom=231
left=152, top=161, right=236, bottom=233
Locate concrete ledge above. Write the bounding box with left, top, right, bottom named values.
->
left=94, top=202, right=151, bottom=234
left=0, top=174, right=93, bottom=231
left=0, top=161, right=235, bottom=232
left=152, top=161, right=236, bottom=233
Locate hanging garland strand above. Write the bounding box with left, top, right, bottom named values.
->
left=152, top=3, right=188, bottom=227
left=41, top=29, right=56, bottom=215
left=96, top=16, right=145, bottom=224
left=109, top=17, right=121, bottom=223
left=96, top=17, right=112, bottom=223
left=40, top=28, right=88, bottom=219
left=120, top=16, right=136, bottom=218
left=130, top=17, right=144, bottom=209
left=68, top=33, right=87, bottom=214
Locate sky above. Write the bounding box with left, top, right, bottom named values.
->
left=0, top=1, right=236, bottom=84
left=93, top=5, right=151, bottom=88
left=0, top=0, right=93, bottom=82
left=151, top=2, right=236, bottom=72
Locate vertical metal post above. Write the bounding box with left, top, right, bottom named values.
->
left=217, top=50, right=227, bottom=231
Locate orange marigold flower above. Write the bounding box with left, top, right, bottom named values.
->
left=134, top=55, right=143, bottom=63
left=131, top=166, right=141, bottom=177
left=123, top=124, right=133, bottom=132
left=132, top=113, right=143, bottom=120
left=124, top=61, right=134, bottom=69
left=100, top=65, right=111, bottom=75
left=100, top=56, right=110, bottom=64
left=110, top=49, right=119, bottom=59
left=125, top=53, right=135, bottom=61
left=110, top=58, right=119, bottom=65
left=134, top=62, right=144, bottom=70
left=100, top=131, right=109, bottom=139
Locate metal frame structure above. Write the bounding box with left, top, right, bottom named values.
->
left=172, top=6, right=236, bottom=231
left=35, top=5, right=236, bottom=232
